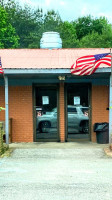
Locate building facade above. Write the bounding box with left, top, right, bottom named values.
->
left=0, top=49, right=112, bottom=143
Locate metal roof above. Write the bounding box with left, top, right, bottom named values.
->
left=0, top=48, right=111, bottom=69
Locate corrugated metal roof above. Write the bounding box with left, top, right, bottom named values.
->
left=0, top=48, right=111, bottom=69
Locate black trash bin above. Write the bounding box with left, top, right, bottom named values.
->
left=94, top=122, right=109, bottom=144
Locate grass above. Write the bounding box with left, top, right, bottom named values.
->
left=0, top=144, right=13, bottom=158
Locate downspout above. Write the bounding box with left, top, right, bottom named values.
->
left=109, top=50, right=112, bottom=144
left=4, top=76, right=9, bottom=145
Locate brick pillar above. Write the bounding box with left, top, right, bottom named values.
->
left=91, top=85, right=109, bottom=142
left=59, top=82, right=65, bottom=142
left=9, top=86, right=33, bottom=142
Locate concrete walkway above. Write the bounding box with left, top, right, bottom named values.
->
left=0, top=142, right=112, bottom=200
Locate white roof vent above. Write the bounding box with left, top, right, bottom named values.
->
left=40, top=32, right=62, bottom=49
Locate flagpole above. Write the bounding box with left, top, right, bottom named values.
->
left=110, top=49, right=112, bottom=79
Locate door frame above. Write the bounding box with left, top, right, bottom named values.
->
left=65, top=83, right=92, bottom=142
left=33, top=83, right=60, bottom=142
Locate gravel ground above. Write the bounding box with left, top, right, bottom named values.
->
left=0, top=142, right=112, bottom=200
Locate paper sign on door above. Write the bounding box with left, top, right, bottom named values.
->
left=74, top=96, right=80, bottom=105
left=42, top=96, right=49, bottom=105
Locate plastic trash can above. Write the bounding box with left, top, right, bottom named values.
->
left=94, top=122, right=109, bottom=144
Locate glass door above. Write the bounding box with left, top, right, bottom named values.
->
left=35, top=86, right=58, bottom=141
left=67, top=84, right=90, bottom=140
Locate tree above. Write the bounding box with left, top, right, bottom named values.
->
left=73, top=15, right=110, bottom=41
left=1, top=1, right=112, bottom=48
left=43, top=10, right=62, bottom=32
left=73, top=15, right=93, bottom=40
left=4, top=1, right=43, bottom=48
left=4, top=1, right=63, bottom=48
left=0, top=5, right=19, bottom=48
left=59, top=21, right=79, bottom=48
left=79, top=23, right=112, bottom=48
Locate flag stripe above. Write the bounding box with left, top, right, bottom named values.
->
left=71, top=53, right=111, bottom=76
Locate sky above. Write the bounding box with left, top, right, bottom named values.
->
left=17, top=0, right=112, bottom=23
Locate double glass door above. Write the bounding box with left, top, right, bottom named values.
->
left=67, top=84, right=90, bottom=140
left=35, top=86, right=58, bottom=140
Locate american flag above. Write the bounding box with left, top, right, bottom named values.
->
left=71, top=53, right=111, bottom=76
left=0, top=57, right=4, bottom=74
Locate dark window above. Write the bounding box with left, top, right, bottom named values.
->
left=67, top=108, right=77, bottom=113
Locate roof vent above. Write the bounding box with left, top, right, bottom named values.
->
left=40, top=32, right=62, bottom=49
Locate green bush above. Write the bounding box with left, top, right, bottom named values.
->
left=0, top=123, right=5, bottom=155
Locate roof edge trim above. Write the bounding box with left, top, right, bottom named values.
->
left=2, top=68, right=111, bottom=75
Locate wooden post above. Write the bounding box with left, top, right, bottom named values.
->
left=59, top=82, right=65, bottom=142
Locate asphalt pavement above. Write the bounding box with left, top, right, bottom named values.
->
left=0, top=142, right=112, bottom=200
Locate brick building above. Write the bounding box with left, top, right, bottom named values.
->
left=0, top=49, right=112, bottom=143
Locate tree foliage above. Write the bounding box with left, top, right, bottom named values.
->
left=73, top=15, right=110, bottom=40
left=43, top=10, right=62, bottom=32
left=0, top=0, right=112, bottom=48
left=79, top=23, right=112, bottom=48
left=4, top=2, right=40, bottom=48
left=0, top=5, right=19, bottom=48
left=59, top=21, right=79, bottom=48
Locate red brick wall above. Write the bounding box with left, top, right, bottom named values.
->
left=59, top=82, right=65, bottom=142
left=91, top=85, right=109, bottom=142
left=1, top=84, right=109, bottom=143
left=0, top=86, right=33, bottom=142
